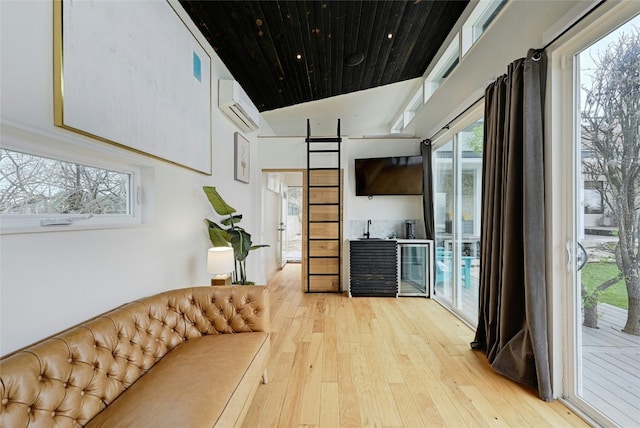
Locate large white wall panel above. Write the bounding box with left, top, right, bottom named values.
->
left=0, top=0, right=263, bottom=355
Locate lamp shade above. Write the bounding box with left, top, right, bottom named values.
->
left=207, top=247, right=235, bottom=274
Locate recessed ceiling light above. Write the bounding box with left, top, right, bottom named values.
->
left=387, top=33, right=393, bottom=39
left=296, top=53, right=302, bottom=60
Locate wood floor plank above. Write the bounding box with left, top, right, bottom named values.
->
left=352, top=298, right=374, bottom=335
left=389, top=382, right=425, bottom=428
left=394, top=353, right=447, bottom=427
left=320, top=382, right=340, bottom=428
left=351, top=342, right=384, bottom=427
left=278, top=341, right=310, bottom=427
left=242, top=264, right=589, bottom=428
left=369, top=319, right=404, bottom=384
left=459, top=385, right=513, bottom=427
left=322, top=316, right=338, bottom=382
left=337, top=352, right=362, bottom=427
left=300, top=332, right=324, bottom=425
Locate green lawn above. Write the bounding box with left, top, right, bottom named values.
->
left=581, top=262, right=628, bottom=309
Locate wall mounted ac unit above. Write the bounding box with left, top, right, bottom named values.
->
left=218, top=80, right=260, bottom=133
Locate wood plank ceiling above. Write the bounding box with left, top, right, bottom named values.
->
left=179, top=1, right=469, bottom=112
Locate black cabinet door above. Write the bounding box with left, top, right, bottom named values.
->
left=349, top=240, right=397, bottom=297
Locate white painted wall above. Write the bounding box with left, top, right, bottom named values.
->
left=0, top=0, right=266, bottom=355
left=346, top=138, right=423, bottom=222
left=258, top=136, right=423, bottom=235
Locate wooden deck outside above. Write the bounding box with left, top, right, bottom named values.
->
left=243, top=264, right=588, bottom=427
left=581, top=303, right=640, bottom=428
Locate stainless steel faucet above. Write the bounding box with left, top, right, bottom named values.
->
left=364, top=219, right=372, bottom=239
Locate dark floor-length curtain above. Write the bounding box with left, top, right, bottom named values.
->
left=471, top=49, right=552, bottom=401
left=421, top=140, right=435, bottom=240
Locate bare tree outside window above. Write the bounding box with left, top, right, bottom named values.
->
left=581, top=24, right=640, bottom=335
left=0, top=149, right=130, bottom=216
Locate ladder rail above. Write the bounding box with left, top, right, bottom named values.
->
left=306, top=118, right=342, bottom=293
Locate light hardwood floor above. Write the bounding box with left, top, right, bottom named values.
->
left=243, top=264, right=588, bottom=427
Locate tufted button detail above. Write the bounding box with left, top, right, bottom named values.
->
left=63, top=382, right=68, bottom=388
left=26, top=407, right=32, bottom=413
left=68, top=358, right=73, bottom=364
left=51, top=411, right=56, bottom=417
left=170, top=328, right=175, bottom=332
left=80, top=391, right=85, bottom=396
left=2, top=398, right=9, bottom=405
left=38, top=375, right=43, bottom=381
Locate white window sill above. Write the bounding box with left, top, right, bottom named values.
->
left=0, top=222, right=149, bottom=235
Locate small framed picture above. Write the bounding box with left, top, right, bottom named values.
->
left=234, top=132, right=250, bottom=183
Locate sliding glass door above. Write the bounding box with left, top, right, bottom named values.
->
left=560, top=8, right=640, bottom=426
left=434, top=140, right=454, bottom=307
left=433, top=116, right=483, bottom=325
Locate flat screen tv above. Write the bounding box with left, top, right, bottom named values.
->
left=355, top=155, right=423, bottom=196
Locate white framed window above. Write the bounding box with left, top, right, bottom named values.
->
left=425, top=36, right=460, bottom=103
left=461, top=0, right=507, bottom=56
left=390, top=115, right=404, bottom=134
left=403, top=86, right=425, bottom=127
left=0, top=126, right=143, bottom=232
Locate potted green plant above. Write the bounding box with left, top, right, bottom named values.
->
left=203, top=186, right=269, bottom=285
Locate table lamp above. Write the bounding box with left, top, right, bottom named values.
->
left=207, top=247, right=235, bottom=285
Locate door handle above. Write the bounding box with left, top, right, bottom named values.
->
left=576, top=242, right=588, bottom=271
left=566, top=241, right=588, bottom=272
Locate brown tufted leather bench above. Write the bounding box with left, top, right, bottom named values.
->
left=0, top=286, right=270, bottom=427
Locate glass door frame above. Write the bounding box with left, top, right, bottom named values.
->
left=549, top=2, right=640, bottom=425
left=431, top=104, right=483, bottom=327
